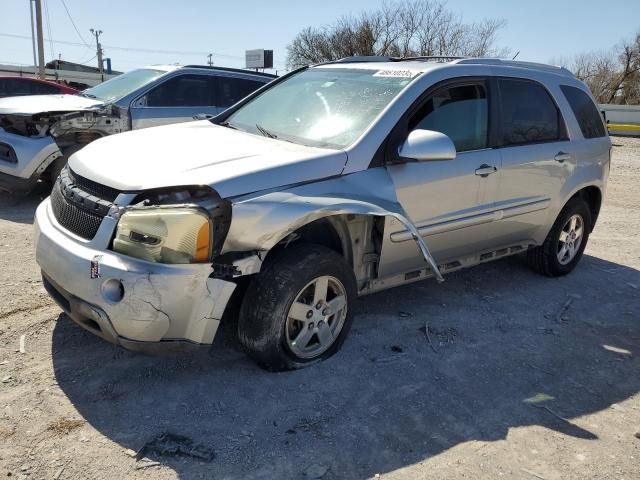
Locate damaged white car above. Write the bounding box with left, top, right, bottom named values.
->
left=0, top=65, right=274, bottom=193
left=34, top=57, right=610, bottom=370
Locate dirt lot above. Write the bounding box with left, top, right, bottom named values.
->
left=0, top=138, right=639, bottom=480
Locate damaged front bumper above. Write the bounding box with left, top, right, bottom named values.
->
left=34, top=198, right=236, bottom=352
left=0, top=127, right=61, bottom=192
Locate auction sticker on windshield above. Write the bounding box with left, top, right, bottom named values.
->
left=373, top=70, right=417, bottom=78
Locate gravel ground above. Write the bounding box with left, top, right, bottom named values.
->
left=0, top=137, right=639, bottom=480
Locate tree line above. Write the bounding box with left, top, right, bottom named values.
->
left=286, top=0, right=509, bottom=68
left=556, top=32, right=640, bottom=105
left=286, top=1, right=639, bottom=105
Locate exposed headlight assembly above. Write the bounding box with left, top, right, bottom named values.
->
left=113, top=207, right=212, bottom=264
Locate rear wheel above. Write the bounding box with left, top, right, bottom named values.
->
left=526, top=197, right=592, bottom=276
left=238, top=244, right=356, bottom=371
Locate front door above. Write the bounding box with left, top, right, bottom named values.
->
left=379, top=78, right=501, bottom=277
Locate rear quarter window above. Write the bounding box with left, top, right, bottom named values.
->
left=560, top=85, right=607, bottom=139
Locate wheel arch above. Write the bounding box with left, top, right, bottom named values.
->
left=563, top=184, right=603, bottom=232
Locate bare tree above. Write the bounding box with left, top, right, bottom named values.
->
left=286, top=0, right=508, bottom=68
left=557, top=30, right=640, bottom=105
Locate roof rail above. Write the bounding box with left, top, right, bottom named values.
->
left=453, top=58, right=574, bottom=77
left=396, top=55, right=465, bottom=62
left=327, top=56, right=574, bottom=77
left=183, top=65, right=278, bottom=78
left=332, top=55, right=464, bottom=64
left=332, top=56, right=395, bottom=63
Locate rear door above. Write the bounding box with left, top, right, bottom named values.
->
left=130, top=74, right=218, bottom=129
left=491, top=77, right=573, bottom=246
left=379, top=78, right=502, bottom=277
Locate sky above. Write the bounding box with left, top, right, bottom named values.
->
left=1, top=0, right=638, bottom=74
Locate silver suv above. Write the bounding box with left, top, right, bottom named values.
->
left=0, top=65, right=274, bottom=193
left=33, top=57, right=611, bottom=371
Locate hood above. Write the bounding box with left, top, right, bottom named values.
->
left=0, top=94, right=104, bottom=116
left=69, top=121, right=348, bottom=198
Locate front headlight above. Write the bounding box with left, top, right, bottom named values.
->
left=113, top=207, right=212, bottom=264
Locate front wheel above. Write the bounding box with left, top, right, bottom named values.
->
left=238, top=244, right=357, bottom=371
left=526, top=197, right=592, bottom=277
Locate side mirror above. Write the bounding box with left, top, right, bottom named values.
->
left=398, top=129, right=456, bottom=162
left=132, top=95, right=148, bottom=108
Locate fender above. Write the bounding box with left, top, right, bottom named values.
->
left=224, top=168, right=444, bottom=282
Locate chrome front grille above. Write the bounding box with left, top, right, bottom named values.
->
left=50, top=167, right=120, bottom=240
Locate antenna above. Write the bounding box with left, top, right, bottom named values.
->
left=512, top=51, right=520, bottom=60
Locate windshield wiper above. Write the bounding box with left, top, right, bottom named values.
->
left=219, top=121, right=239, bottom=130
left=255, top=123, right=278, bottom=139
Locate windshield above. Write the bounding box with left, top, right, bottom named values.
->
left=224, top=68, right=415, bottom=149
left=80, top=68, right=166, bottom=103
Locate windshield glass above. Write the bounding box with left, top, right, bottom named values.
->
left=81, top=68, right=166, bottom=103
left=224, top=68, right=415, bottom=148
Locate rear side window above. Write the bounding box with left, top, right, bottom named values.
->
left=216, top=76, right=264, bottom=109
left=498, top=78, right=564, bottom=146
left=146, top=75, right=213, bottom=107
left=560, top=85, right=606, bottom=138
left=409, top=83, right=488, bottom=152
left=31, top=82, right=59, bottom=95
left=2, top=79, right=30, bottom=96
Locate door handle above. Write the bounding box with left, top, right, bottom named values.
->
left=193, top=113, right=214, bottom=120
left=475, top=164, right=497, bottom=177
left=554, top=152, right=572, bottom=163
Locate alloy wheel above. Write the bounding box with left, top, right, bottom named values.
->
left=285, top=275, right=348, bottom=359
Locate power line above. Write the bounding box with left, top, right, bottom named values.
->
left=43, top=0, right=55, bottom=59
left=59, top=0, right=91, bottom=48
left=77, top=54, right=96, bottom=65
left=0, top=32, right=244, bottom=60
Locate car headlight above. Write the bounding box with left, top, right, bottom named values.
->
left=113, top=207, right=212, bottom=264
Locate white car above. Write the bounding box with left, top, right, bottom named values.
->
left=0, top=65, right=274, bottom=193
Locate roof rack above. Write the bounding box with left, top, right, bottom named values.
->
left=328, top=56, right=575, bottom=77
left=332, top=56, right=395, bottom=63
left=183, top=65, right=278, bottom=78
left=396, top=56, right=465, bottom=62
left=452, top=58, right=574, bottom=77
left=332, top=55, right=464, bottom=64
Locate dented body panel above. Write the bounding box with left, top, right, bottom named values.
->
left=34, top=199, right=236, bottom=347
left=34, top=58, right=610, bottom=351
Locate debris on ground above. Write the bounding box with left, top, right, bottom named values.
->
left=135, top=433, right=215, bottom=462
left=554, top=297, right=574, bottom=322
left=47, top=419, right=85, bottom=435
left=304, top=463, right=329, bottom=478
left=135, top=458, right=161, bottom=470
left=419, top=322, right=438, bottom=353
left=390, top=345, right=404, bottom=353
left=398, top=311, right=412, bottom=318
left=419, top=325, right=458, bottom=346
left=18, top=335, right=25, bottom=354
left=521, top=467, right=547, bottom=479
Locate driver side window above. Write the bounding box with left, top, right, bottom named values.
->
left=409, top=83, right=488, bottom=152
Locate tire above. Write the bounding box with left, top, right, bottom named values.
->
left=526, top=196, right=592, bottom=277
left=238, top=243, right=357, bottom=371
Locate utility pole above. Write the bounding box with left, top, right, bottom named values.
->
left=90, top=28, right=104, bottom=74
left=29, top=0, right=37, bottom=71
left=33, top=0, right=45, bottom=79
left=207, top=53, right=213, bottom=67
